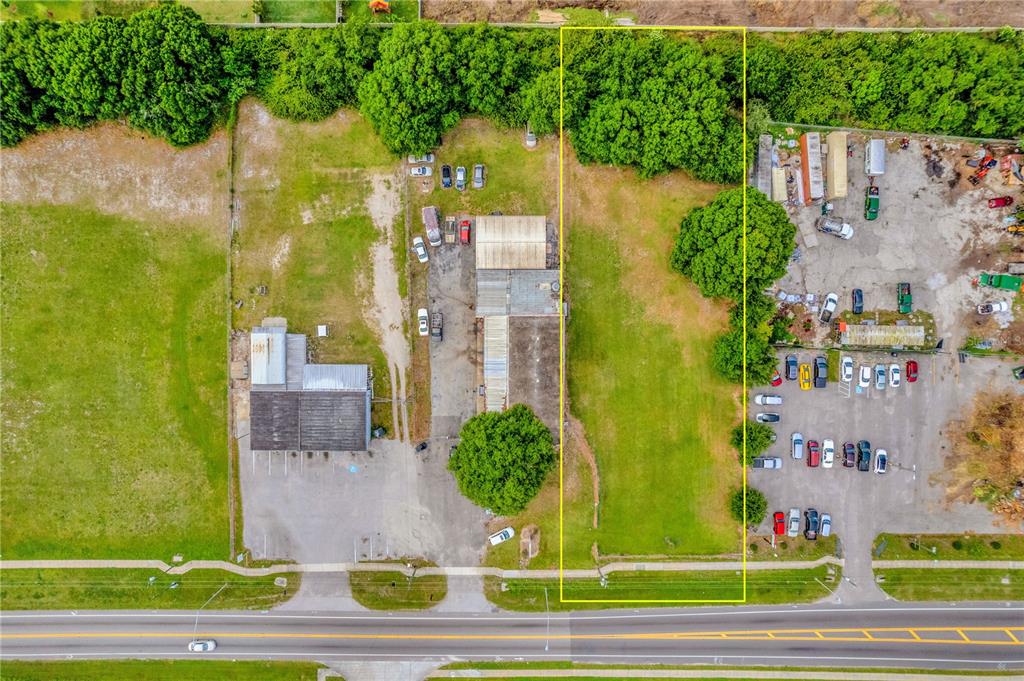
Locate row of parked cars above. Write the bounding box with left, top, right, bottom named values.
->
left=790, top=434, right=888, bottom=472
left=408, top=154, right=487, bottom=190
left=773, top=508, right=831, bottom=540
left=852, top=360, right=918, bottom=390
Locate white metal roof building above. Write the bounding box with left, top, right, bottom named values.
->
left=251, top=327, right=287, bottom=387
left=474, top=215, right=547, bottom=270
left=477, top=269, right=560, bottom=317
left=302, top=364, right=370, bottom=391
left=825, top=131, right=848, bottom=200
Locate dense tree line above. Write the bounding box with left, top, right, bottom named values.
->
left=561, top=30, right=743, bottom=182
left=748, top=30, right=1024, bottom=139
left=1, top=5, right=744, bottom=182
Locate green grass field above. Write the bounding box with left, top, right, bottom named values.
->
left=0, top=1, right=254, bottom=22
left=0, top=568, right=299, bottom=610
left=876, top=569, right=1023, bottom=601
left=566, top=162, right=737, bottom=558
left=232, top=105, right=397, bottom=427
left=262, top=0, right=334, bottom=22
left=484, top=566, right=839, bottom=611
left=873, top=533, right=1024, bottom=560
left=0, top=204, right=228, bottom=559
left=0, top=661, right=322, bottom=681
left=348, top=570, right=447, bottom=609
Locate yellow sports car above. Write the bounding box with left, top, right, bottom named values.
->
left=799, top=363, right=812, bottom=390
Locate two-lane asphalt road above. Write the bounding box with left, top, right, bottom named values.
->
left=2, top=603, right=1022, bottom=670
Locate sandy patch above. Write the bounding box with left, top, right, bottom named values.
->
left=1, top=122, right=229, bottom=233
left=270, top=234, right=292, bottom=272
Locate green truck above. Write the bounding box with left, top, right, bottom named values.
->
left=978, top=273, right=1023, bottom=291
left=897, top=282, right=912, bottom=314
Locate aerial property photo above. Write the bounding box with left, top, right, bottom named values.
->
left=0, top=3, right=1022, bottom=680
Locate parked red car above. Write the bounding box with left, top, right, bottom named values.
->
left=459, top=219, right=471, bottom=244
left=773, top=511, right=785, bottom=536
left=989, top=196, right=1014, bottom=209
left=807, top=440, right=821, bottom=467
left=842, top=442, right=856, bottom=468
left=770, top=369, right=783, bottom=387
left=906, top=360, right=919, bottom=383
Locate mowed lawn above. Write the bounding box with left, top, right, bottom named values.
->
left=0, top=661, right=321, bottom=681
left=566, top=161, right=739, bottom=557
left=1, top=205, right=228, bottom=558
left=232, top=103, right=395, bottom=418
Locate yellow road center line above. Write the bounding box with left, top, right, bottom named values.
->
left=910, top=630, right=921, bottom=641
left=863, top=630, right=874, bottom=640
left=957, top=629, right=971, bottom=642
left=1007, top=629, right=1021, bottom=643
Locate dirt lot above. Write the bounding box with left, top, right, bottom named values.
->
left=509, top=316, right=562, bottom=437
left=751, top=132, right=1023, bottom=603
left=423, top=0, right=1024, bottom=27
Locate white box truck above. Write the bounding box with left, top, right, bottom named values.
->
left=865, top=139, right=886, bottom=176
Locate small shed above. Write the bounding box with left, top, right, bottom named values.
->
left=799, top=132, right=824, bottom=204
left=771, top=167, right=787, bottom=203
left=251, top=327, right=286, bottom=387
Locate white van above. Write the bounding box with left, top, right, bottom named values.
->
left=865, top=139, right=886, bottom=176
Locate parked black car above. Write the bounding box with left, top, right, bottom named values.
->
left=804, top=508, right=820, bottom=540
left=440, top=164, right=452, bottom=189
left=785, top=354, right=798, bottom=381
left=843, top=441, right=856, bottom=468
left=857, top=440, right=872, bottom=472
left=852, top=288, right=864, bottom=314
left=415, top=441, right=428, bottom=453
left=813, top=355, right=827, bottom=388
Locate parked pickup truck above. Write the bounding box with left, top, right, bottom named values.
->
left=422, top=206, right=442, bottom=247
left=443, top=216, right=457, bottom=244
left=897, top=282, right=912, bottom=313
left=979, top=272, right=1023, bottom=292
left=977, top=301, right=1010, bottom=315
left=753, top=457, right=783, bottom=470
left=430, top=312, right=443, bottom=341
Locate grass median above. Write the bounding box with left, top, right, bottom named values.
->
left=876, top=568, right=1023, bottom=601
left=348, top=570, right=447, bottom=610
left=484, top=566, right=838, bottom=610
left=0, top=569, right=299, bottom=610
left=873, top=533, right=1024, bottom=560
left=0, top=660, right=323, bottom=681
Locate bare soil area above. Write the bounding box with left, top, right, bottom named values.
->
left=0, top=122, right=229, bottom=234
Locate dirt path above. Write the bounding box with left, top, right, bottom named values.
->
left=364, top=171, right=410, bottom=443
left=567, top=416, right=600, bottom=530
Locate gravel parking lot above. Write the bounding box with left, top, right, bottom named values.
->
left=751, top=134, right=1020, bottom=602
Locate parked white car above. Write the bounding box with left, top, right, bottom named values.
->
left=410, top=166, right=433, bottom=177
left=791, top=432, right=804, bottom=459
left=412, top=236, right=428, bottom=263
left=819, top=292, right=839, bottom=324
left=787, top=507, right=800, bottom=537
left=820, top=513, right=832, bottom=538
left=874, top=448, right=888, bottom=474
left=488, top=527, right=515, bottom=545
left=977, top=301, right=1009, bottom=315
left=407, top=153, right=435, bottom=164
left=822, top=439, right=835, bottom=468
left=754, top=394, right=783, bottom=405
left=417, top=308, right=429, bottom=336
left=889, top=363, right=901, bottom=388
left=841, top=356, right=854, bottom=383
left=858, top=365, right=872, bottom=389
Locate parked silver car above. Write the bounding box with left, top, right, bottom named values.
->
left=455, top=166, right=467, bottom=191
left=874, top=363, right=887, bottom=390
left=472, top=163, right=486, bottom=189
left=791, top=432, right=804, bottom=459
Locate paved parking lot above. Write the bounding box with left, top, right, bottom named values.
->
left=750, top=350, right=1013, bottom=602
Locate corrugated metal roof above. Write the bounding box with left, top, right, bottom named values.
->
left=475, top=215, right=547, bottom=270
left=251, top=327, right=286, bottom=386
left=825, top=131, right=848, bottom=200
left=483, top=315, right=508, bottom=412
left=477, top=270, right=510, bottom=316
left=771, top=167, right=787, bottom=202
left=302, top=364, right=369, bottom=391
left=250, top=390, right=369, bottom=451
left=800, top=132, right=824, bottom=203
left=286, top=334, right=306, bottom=391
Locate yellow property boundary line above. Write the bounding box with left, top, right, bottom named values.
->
left=558, top=26, right=749, bottom=604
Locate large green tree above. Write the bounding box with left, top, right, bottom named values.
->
left=448, top=404, right=555, bottom=516
left=729, top=487, right=767, bottom=526
left=671, top=187, right=795, bottom=302
left=731, top=420, right=776, bottom=465
left=357, top=22, right=461, bottom=155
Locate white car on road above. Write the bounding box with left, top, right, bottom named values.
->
left=417, top=308, right=429, bottom=336
left=822, top=439, right=835, bottom=468
left=188, top=639, right=217, bottom=652
left=841, top=356, right=854, bottom=383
